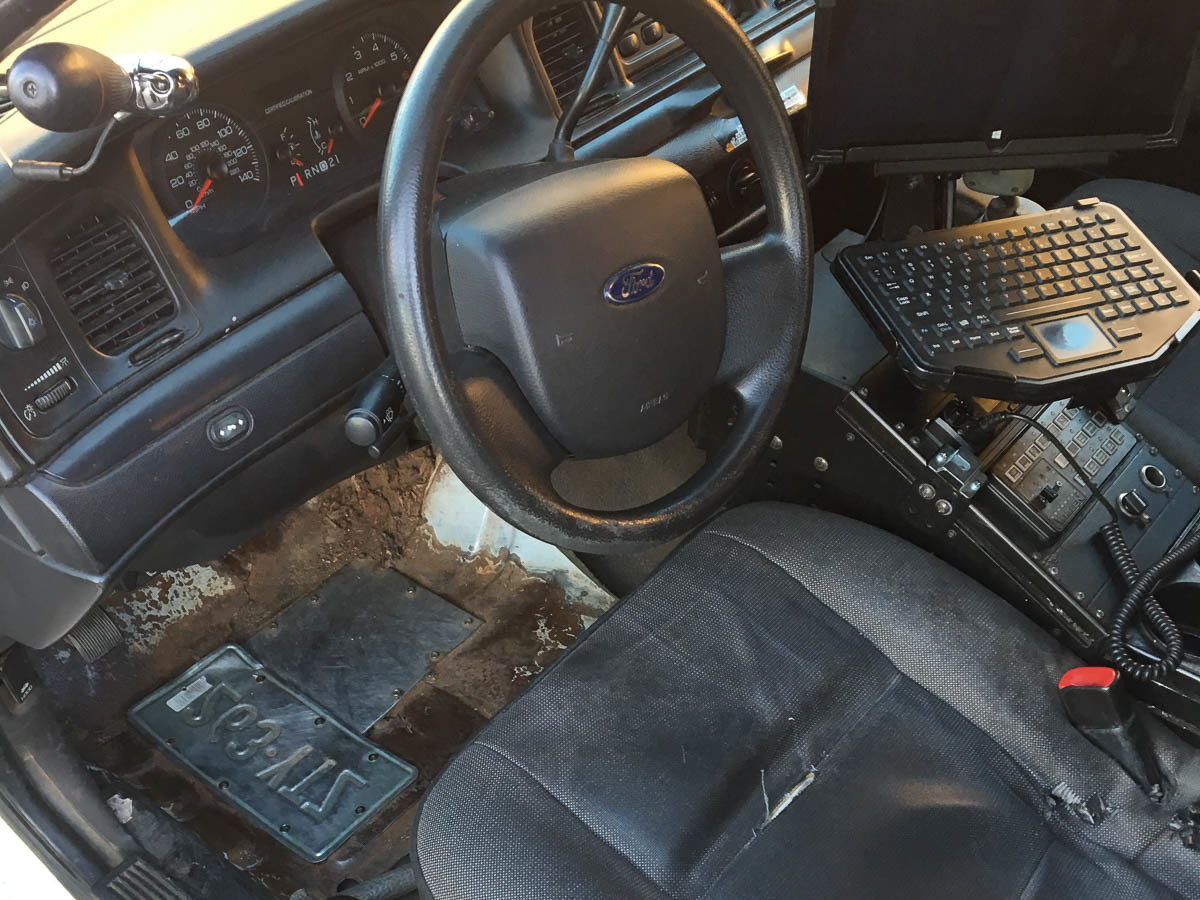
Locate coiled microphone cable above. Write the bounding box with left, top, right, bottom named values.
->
left=979, top=412, right=1193, bottom=682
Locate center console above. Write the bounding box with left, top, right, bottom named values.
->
left=733, top=230, right=1200, bottom=743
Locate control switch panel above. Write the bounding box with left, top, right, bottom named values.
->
left=991, top=399, right=1134, bottom=535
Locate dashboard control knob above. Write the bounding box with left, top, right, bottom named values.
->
left=34, top=378, right=75, bottom=412
left=1118, top=489, right=1150, bottom=524
left=344, top=362, right=408, bottom=456
left=0, top=294, right=46, bottom=350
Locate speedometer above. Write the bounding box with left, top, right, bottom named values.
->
left=336, top=32, right=415, bottom=135
left=155, top=107, right=267, bottom=234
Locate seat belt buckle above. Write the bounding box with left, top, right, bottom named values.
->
left=1058, top=666, right=1166, bottom=801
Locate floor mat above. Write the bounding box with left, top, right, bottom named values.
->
left=31, top=447, right=615, bottom=899
left=130, top=645, right=417, bottom=863
left=246, top=565, right=480, bottom=734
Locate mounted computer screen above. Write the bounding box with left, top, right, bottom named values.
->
left=806, top=0, right=1200, bottom=172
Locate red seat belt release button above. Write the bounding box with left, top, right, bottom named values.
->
left=1057, top=666, right=1165, bottom=800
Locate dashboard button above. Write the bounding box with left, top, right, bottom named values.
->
left=618, top=32, right=641, bottom=57
left=641, top=21, right=664, bottom=44
left=207, top=407, right=252, bottom=447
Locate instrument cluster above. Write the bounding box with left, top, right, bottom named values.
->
left=140, top=20, right=432, bottom=254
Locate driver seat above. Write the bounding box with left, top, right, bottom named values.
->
left=412, top=504, right=1200, bottom=899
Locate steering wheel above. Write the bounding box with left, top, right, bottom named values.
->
left=379, top=0, right=812, bottom=553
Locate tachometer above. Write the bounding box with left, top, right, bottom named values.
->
left=155, top=107, right=267, bottom=232
left=336, top=32, right=415, bottom=134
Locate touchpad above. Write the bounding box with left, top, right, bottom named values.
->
left=1030, top=315, right=1117, bottom=366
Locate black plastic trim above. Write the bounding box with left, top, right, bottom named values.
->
left=47, top=275, right=362, bottom=482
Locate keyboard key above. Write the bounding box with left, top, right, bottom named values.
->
left=1009, top=344, right=1045, bottom=362
left=1170, top=291, right=1191, bottom=306
left=1097, top=211, right=1117, bottom=224
left=1123, top=251, right=1152, bottom=266
left=1103, top=224, right=1129, bottom=239
left=1097, top=305, right=1119, bottom=320
left=1116, top=300, right=1137, bottom=316
left=1134, top=296, right=1155, bottom=313
left=1151, top=293, right=1173, bottom=309
left=945, top=336, right=966, bottom=352
left=984, top=327, right=1006, bottom=343
left=1003, top=324, right=1025, bottom=340
left=996, top=291, right=1104, bottom=322
left=1020, top=287, right=1040, bottom=303
left=1103, top=286, right=1125, bottom=302
left=1110, top=324, right=1142, bottom=341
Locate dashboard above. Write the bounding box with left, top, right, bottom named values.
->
left=0, top=0, right=815, bottom=649
left=136, top=7, right=490, bottom=255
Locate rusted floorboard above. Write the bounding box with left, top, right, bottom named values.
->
left=32, top=446, right=611, bottom=899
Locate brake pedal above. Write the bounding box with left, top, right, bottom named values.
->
left=63, top=605, right=123, bottom=664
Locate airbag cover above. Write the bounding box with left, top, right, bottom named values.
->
left=444, top=158, right=724, bottom=459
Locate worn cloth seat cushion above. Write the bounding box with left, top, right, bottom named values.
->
left=413, top=503, right=1200, bottom=899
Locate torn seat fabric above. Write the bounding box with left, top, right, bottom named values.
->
left=413, top=504, right=1200, bottom=899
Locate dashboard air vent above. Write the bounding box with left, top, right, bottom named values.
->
left=532, top=4, right=597, bottom=109
left=49, top=214, right=178, bottom=356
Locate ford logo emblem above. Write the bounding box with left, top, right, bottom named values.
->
left=604, top=263, right=666, bottom=305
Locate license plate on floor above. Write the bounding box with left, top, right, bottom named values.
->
left=129, top=645, right=417, bottom=862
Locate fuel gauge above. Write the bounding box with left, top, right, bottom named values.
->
left=274, top=112, right=346, bottom=190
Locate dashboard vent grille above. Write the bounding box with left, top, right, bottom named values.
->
left=49, top=214, right=178, bottom=356
left=532, top=4, right=597, bottom=109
